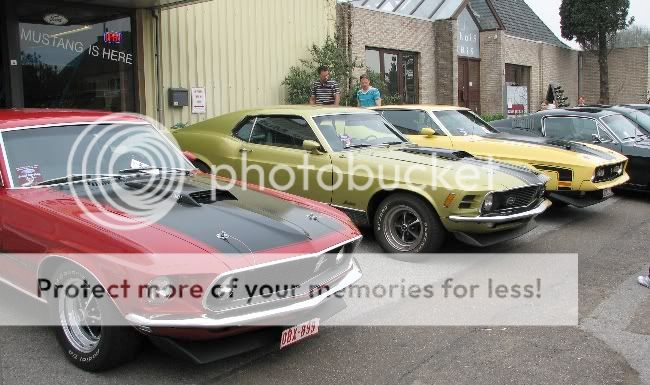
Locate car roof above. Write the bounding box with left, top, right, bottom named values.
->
left=236, top=105, right=376, bottom=117
left=620, top=104, right=650, bottom=110
left=535, top=107, right=619, bottom=118
left=373, top=105, right=469, bottom=112
left=0, top=109, right=148, bottom=130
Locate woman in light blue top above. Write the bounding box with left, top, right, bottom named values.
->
left=357, top=74, right=381, bottom=108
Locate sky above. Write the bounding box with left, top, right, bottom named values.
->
left=524, top=0, right=650, bottom=49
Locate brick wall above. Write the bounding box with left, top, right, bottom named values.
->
left=500, top=36, right=579, bottom=112
left=480, top=30, right=505, bottom=115
left=581, top=46, right=650, bottom=104
left=347, top=6, right=437, bottom=103
left=433, top=19, right=458, bottom=105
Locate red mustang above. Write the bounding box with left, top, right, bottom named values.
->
left=0, top=109, right=362, bottom=371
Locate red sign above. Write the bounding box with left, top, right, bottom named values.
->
left=103, top=31, right=122, bottom=44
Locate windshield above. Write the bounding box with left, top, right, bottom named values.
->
left=601, top=114, right=641, bottom=141
left=624, top=111, right=650, bottom=136
left=432, top=110, right=497, bottom=136
left=1, top=123, right=192, bottom=188
left=312, top=114, right=407, bottom=151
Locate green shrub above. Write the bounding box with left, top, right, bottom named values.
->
left=282, top=36, right=399, bottom=106
left=480, top=113, right=506, bottom=122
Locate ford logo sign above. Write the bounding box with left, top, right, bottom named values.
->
left=505, top=196, right=516, bottom=206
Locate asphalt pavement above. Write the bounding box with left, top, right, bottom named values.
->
left=1, top=191, right=648, bottom=385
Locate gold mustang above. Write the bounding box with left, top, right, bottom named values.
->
left=374, top=105, right=629, bottom=207
left=173, top=106, right=551, bottom=255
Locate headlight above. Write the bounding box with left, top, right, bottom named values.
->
left=482, top=193, right=494, bottom=213
left=613, top=164, right=624, bottom=175
left=596, top=168, right=606, bottom=178
left=146, top=276, right=174, bottom=305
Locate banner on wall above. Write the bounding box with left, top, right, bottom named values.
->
left=507, top=86, right=528, bottom=117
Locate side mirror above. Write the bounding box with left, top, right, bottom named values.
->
left=421, top=127, right=435, bottom=138
left=591, top=134, right=602, bottom=144
left=303, top=140, right=322, bottom=154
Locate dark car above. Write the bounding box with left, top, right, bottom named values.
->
left=619, top=104, right=650, bottom=116
left=0, top=109, right=362, bottom=371
left=492, top=108, right=650, bottom=191
left=608, top=106, right=650, bottom=136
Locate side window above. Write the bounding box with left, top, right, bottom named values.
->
left=544, top=117, right=597, bottom=141
left=380, top=110, right=442, bottom=135
left=250, top=116, right=320, bottom=149
left=233, top=117, right=255, bottom=142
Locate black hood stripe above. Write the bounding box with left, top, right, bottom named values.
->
left=55, top=175, right=343, bottom=253
left=400, top=147, right=546, bottom=187
left=490, top=133, right=617, bottom=161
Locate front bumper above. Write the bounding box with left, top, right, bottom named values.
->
left=548, top=190, right=613, bottom=208
left=447, top=199, right=552, bottom=224
left=125, top=259, right=362, bottom=328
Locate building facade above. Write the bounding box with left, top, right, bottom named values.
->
left=1, top=0, right=336, bottom=127
left=341, top=0, right=583, bottom=116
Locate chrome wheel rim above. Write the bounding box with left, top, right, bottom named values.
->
left=58, top=277, right=102, bottom=353
left=383, top=205, right=424, bottom=252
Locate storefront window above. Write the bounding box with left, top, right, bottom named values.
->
left=17, top=3, right=134, bottom=111
left=365, top=48, right=419, bottom=104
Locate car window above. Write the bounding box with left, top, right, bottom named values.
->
left=379, top=110, right=443, bottom=135
left=249, top=116, right=320, bottom=149
left=432, top=110, right=497, bottom=136
left=1, top=123, right=191, bottom=188
left=233, top=117, right=255, bottom=142
left=313, top=113, right=406, bottom=152
left=543, top=117, right=598, bottom=141
left=601, top=114, right=640, bottom=141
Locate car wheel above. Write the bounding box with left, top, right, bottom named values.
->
left=373, top=193, right=446, bottom=257
left=192, top=159, right=212, bottom=173
left=49, top=264, right=143, bottom=372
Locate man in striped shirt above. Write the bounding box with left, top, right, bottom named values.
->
left=309, top=65, right=340, bottom=106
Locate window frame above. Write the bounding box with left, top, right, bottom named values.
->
left=238, top=114, right=323, bottom=151
left=541, top=115, right=617, bottom=143
left=364, top=47, right=419, bottom=104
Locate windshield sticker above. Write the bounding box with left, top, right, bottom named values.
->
left=16, top=165, right=43, bottom=187
left=339, top=134, right=352, bottom=148
left=130, top=159, right=152, bottom=169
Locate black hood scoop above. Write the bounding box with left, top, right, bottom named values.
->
left=400, top=147, right=475, bottom=160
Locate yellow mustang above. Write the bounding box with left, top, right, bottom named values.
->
left=173, top=106, right=551, bottom=255
left=373, top=105, right=629, bottom=207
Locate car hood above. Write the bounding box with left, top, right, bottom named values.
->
left=450, top=134, right=625, bottom=166
left=13, top=174, right=351, bottom=256
left=622, top=138, right=650, bottom=156
left=351, top=145, right=546, bottom=189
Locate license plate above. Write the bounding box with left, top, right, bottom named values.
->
left=280, top=318, right=320, bottom=349
left=602, top=188, right=614, bottom=198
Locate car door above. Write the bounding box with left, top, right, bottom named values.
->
left=235, top=115, right=333, bottom=204
left=378, top=109, right=453, bottom=148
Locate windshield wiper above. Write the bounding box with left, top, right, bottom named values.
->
left=118, top=167, right=192, bottom=175
left=37, top=174, right=123, bottom=186
left=380, top=141, right=406, bottom=146
left=346, top=144, right=373, bottom=149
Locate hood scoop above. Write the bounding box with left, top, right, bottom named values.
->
left=400, top=147, right=474, bottom=160
left=188, top=189, right=237, bottom=205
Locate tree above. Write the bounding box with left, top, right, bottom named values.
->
left=282, top=35, right=399, bottom=106
left=613, top=25, right=650, bottom=48
left=560, top=0, right=634, bottom=104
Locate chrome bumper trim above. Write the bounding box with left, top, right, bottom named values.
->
left=448, top=199, right=552, bottom=224
left=125, top=260, right=362, bottom=328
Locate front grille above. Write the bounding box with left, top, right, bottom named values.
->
left=203, top=245, right=352, bottom=313
left=488, top=185, right=544, bottom=215
left=593, top=162, right=625, bottom=183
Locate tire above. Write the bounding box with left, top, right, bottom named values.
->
left=48, top=264, right=143, bottom=372
left=192, top=159, right=212, bottom=173
left=373, top=193, right=446, bottom=258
